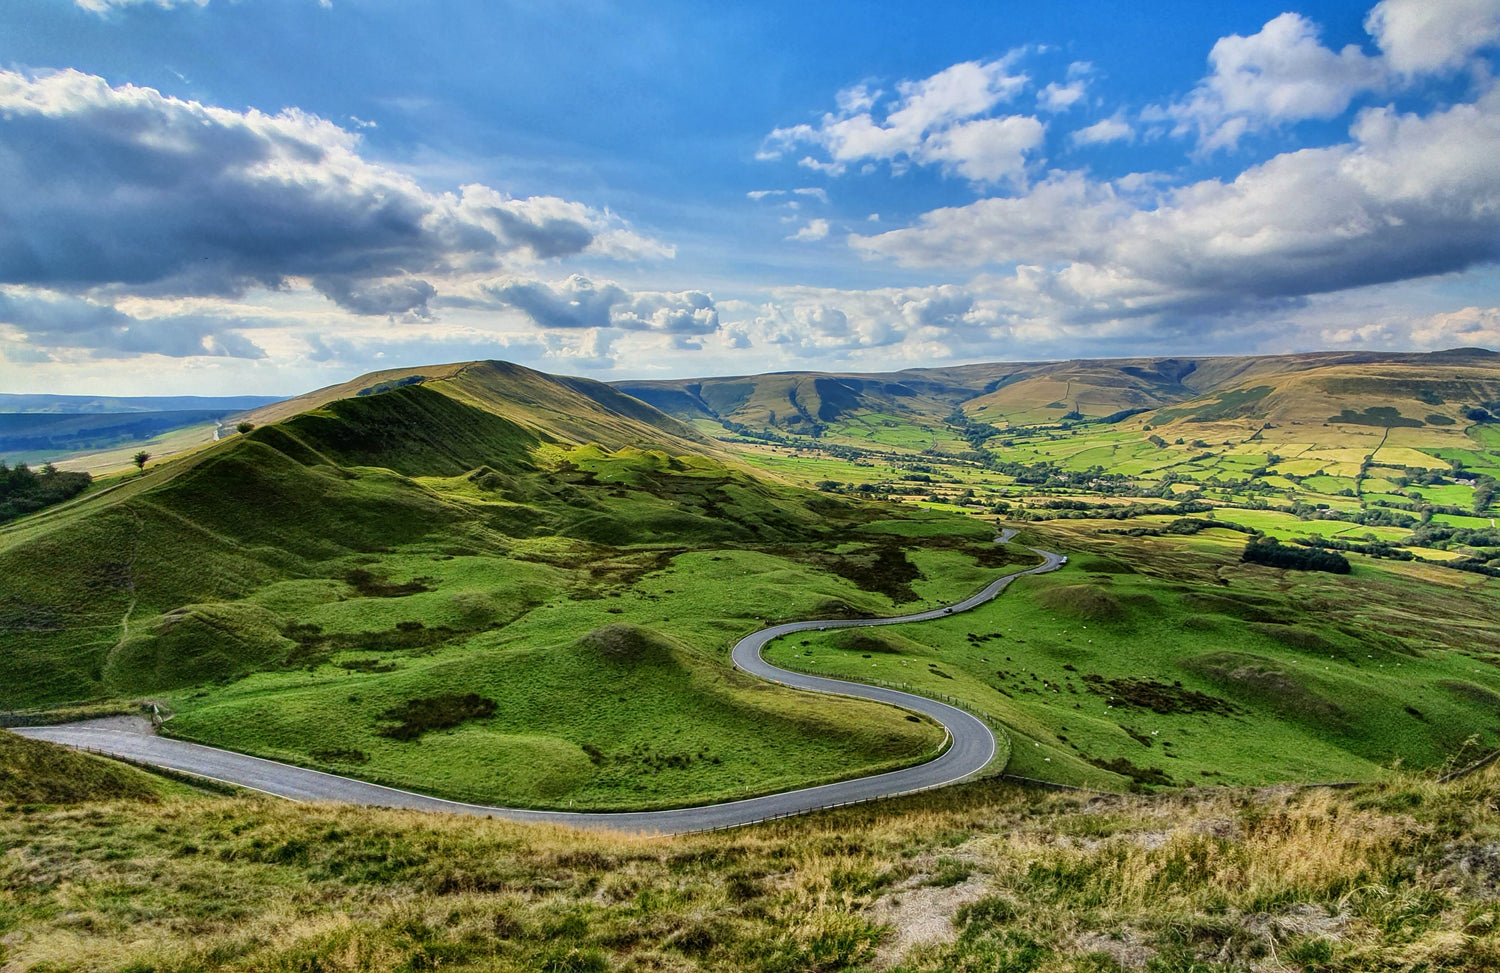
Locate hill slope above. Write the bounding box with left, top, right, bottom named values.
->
left=0, top=360, right=1015, bottom=808
left=613, top=348, right=1500, bottom=438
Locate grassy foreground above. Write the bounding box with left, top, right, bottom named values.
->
left=3, top=738, right=1499, bottom=971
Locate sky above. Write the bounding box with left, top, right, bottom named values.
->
left=1, top=0, right=1499, bottom=395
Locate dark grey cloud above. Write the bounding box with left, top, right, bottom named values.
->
left=0, top=69, right=663, bottom=316
left=0, top=289, right=266, bottom=359
left=472, top=275, right=719, bottom=335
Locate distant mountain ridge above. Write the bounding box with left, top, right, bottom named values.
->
left=0, top=394, right=283, bottom=415
left=612, top=347, right=1500, bottom=436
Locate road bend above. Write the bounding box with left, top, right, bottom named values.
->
left=16, top=534, right=1064, bottom=834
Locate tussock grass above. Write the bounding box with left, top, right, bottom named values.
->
left=0, top=730, right=160, bottom=804
left=3, top=761, right=1499, bottom=970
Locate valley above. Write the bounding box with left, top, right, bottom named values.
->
left=2, top=349, right=1498, bottom=811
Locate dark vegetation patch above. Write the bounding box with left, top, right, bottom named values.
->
left=311, top=747, right=370, bottom=764
left=1081, top=674, right=1239, bottom=716
left=356, top=375, right=426, bottom=397
left=1105, top=517, right=1256, bottom=538
left=0, top=462, right=92, bottom=524
left=1327, top=406, right=1424, bottom=428
left=0, top=731, right=159, bottom=804
left=345, top=569, right=432, bottom=598
left=813, top=541, right=923, bottom=603
left=336, top=659, right=400, bottom=674
left=1185, top=652, right=1347, bottom=728
left=1153, top=386, right=1272, bottom=424
left=1427, top=414, right=1457, bottom=426
left=1181, top=591, right=1282, bottom=623
left=834, top=633, right=903, bottom=655
left=577, top=624, right=673, bottom=666
left=1440, top=680, right=1500, bottom=715
left=1037, top=585, right=1125, bottom=623
left=1084, top=755, right=1173, bottom=787
left=283, top=621, right=460, bottom=667
left=1242, top=536, right=1350, bottom=574
left=376, top=694, right=497, bottom=741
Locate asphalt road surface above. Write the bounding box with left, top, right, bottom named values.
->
left=16, top=535, right=1064, bottom=834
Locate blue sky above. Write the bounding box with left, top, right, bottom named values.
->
left=1, top=0, right=1498, bottom=394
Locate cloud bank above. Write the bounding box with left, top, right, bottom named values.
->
left=0, top=69, right=667, bottom=319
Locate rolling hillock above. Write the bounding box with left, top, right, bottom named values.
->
left=0, top=359, right=1019, bottom=809
left=0, top=361, right=862, bottom=709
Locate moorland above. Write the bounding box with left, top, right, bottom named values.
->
left=4, top=347, right=1500, bottom=972
left=3, top=349, right=1499, bottom=807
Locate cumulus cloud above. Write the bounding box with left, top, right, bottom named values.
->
left=789, top=219, right=830, bottom=242
left=465, top=275, right=719, bottom=336
left=1410, top=305, right=1500, bottom=348
left=852, top=83, right=1500, bottom=326
left=0, top=287, right=266, bottom=359
left=1038, top=78, right=1088, bottom=113
left=1367, top=0, right=1500, bottom=75
left=0, top=69, right=668, bottom=318
left=1072, top=114, right=1133, bottom=146
left=759, top=56, right=1043, bottom=186
left=1157, top=13, right=1388, bottom=153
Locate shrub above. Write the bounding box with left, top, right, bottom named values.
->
left=1242, top=536, right=1350, bottom=574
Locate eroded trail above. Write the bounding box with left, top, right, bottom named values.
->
left=17, top=533, right=1064, bottom=834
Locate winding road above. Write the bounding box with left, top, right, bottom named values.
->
left=15, top=533, right=1064, bottom=834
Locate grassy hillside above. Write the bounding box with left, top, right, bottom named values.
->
left=766, top=522, right=1500, bottom=790
left=615, top=348, right=1500, bottom=442
left=0, top=361, right=1027, bottom=809
left=3, top=755, right=1499, bottom=971
left=0, top=729, right=162, bottom=804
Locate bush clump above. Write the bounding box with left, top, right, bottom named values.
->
left=377, top=693, right=497, bottom=741
left=1242, top=536, right=1350, bottom=574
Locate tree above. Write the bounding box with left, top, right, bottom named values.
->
left=133, top=451, right=150, bottom=471
left=236, top=422, right=255, bottom=434
left=1475, top=478, right=1496, bottom=515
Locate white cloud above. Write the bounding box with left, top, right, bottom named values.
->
left=1367, top=0, right=1500, bottom=75
left=1072, top=113, right=1133, bottom=146
left=1161, top=12, right=1388, bottom=153
left=73, top=0, right=207, bottom=11
left=0, top=69, right=668, bottom=321
left=789, top=219, right=830, bottom=242
left=760, top=56, right=1042, bottom=186
left=1410, top=305, right=1500, bottom=348
left=852, top=82, right=1500, bottom=325
left=748, top=187, right=829, bottom=204
left=1039, top=79, right=1087, bottom=112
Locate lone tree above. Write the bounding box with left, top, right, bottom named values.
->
left=236, top=421, right=254, bottom=435
left=133, top=451, right=150, bottom=471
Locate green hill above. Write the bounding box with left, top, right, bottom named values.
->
left=0, top=360, right=1016, bottom=809
left=613, top=348, right=1500, bottom=441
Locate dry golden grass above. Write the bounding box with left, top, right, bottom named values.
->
left=3, top=762, right=1499, bottom=971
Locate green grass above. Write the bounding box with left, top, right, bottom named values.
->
left=2, top=369, right=1036, bottom=810
left=766, top=524, right=1500, bottom=789
left=0, top=729, right=164, bottom=804
left=5, top=755, right=1500, bottom=971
